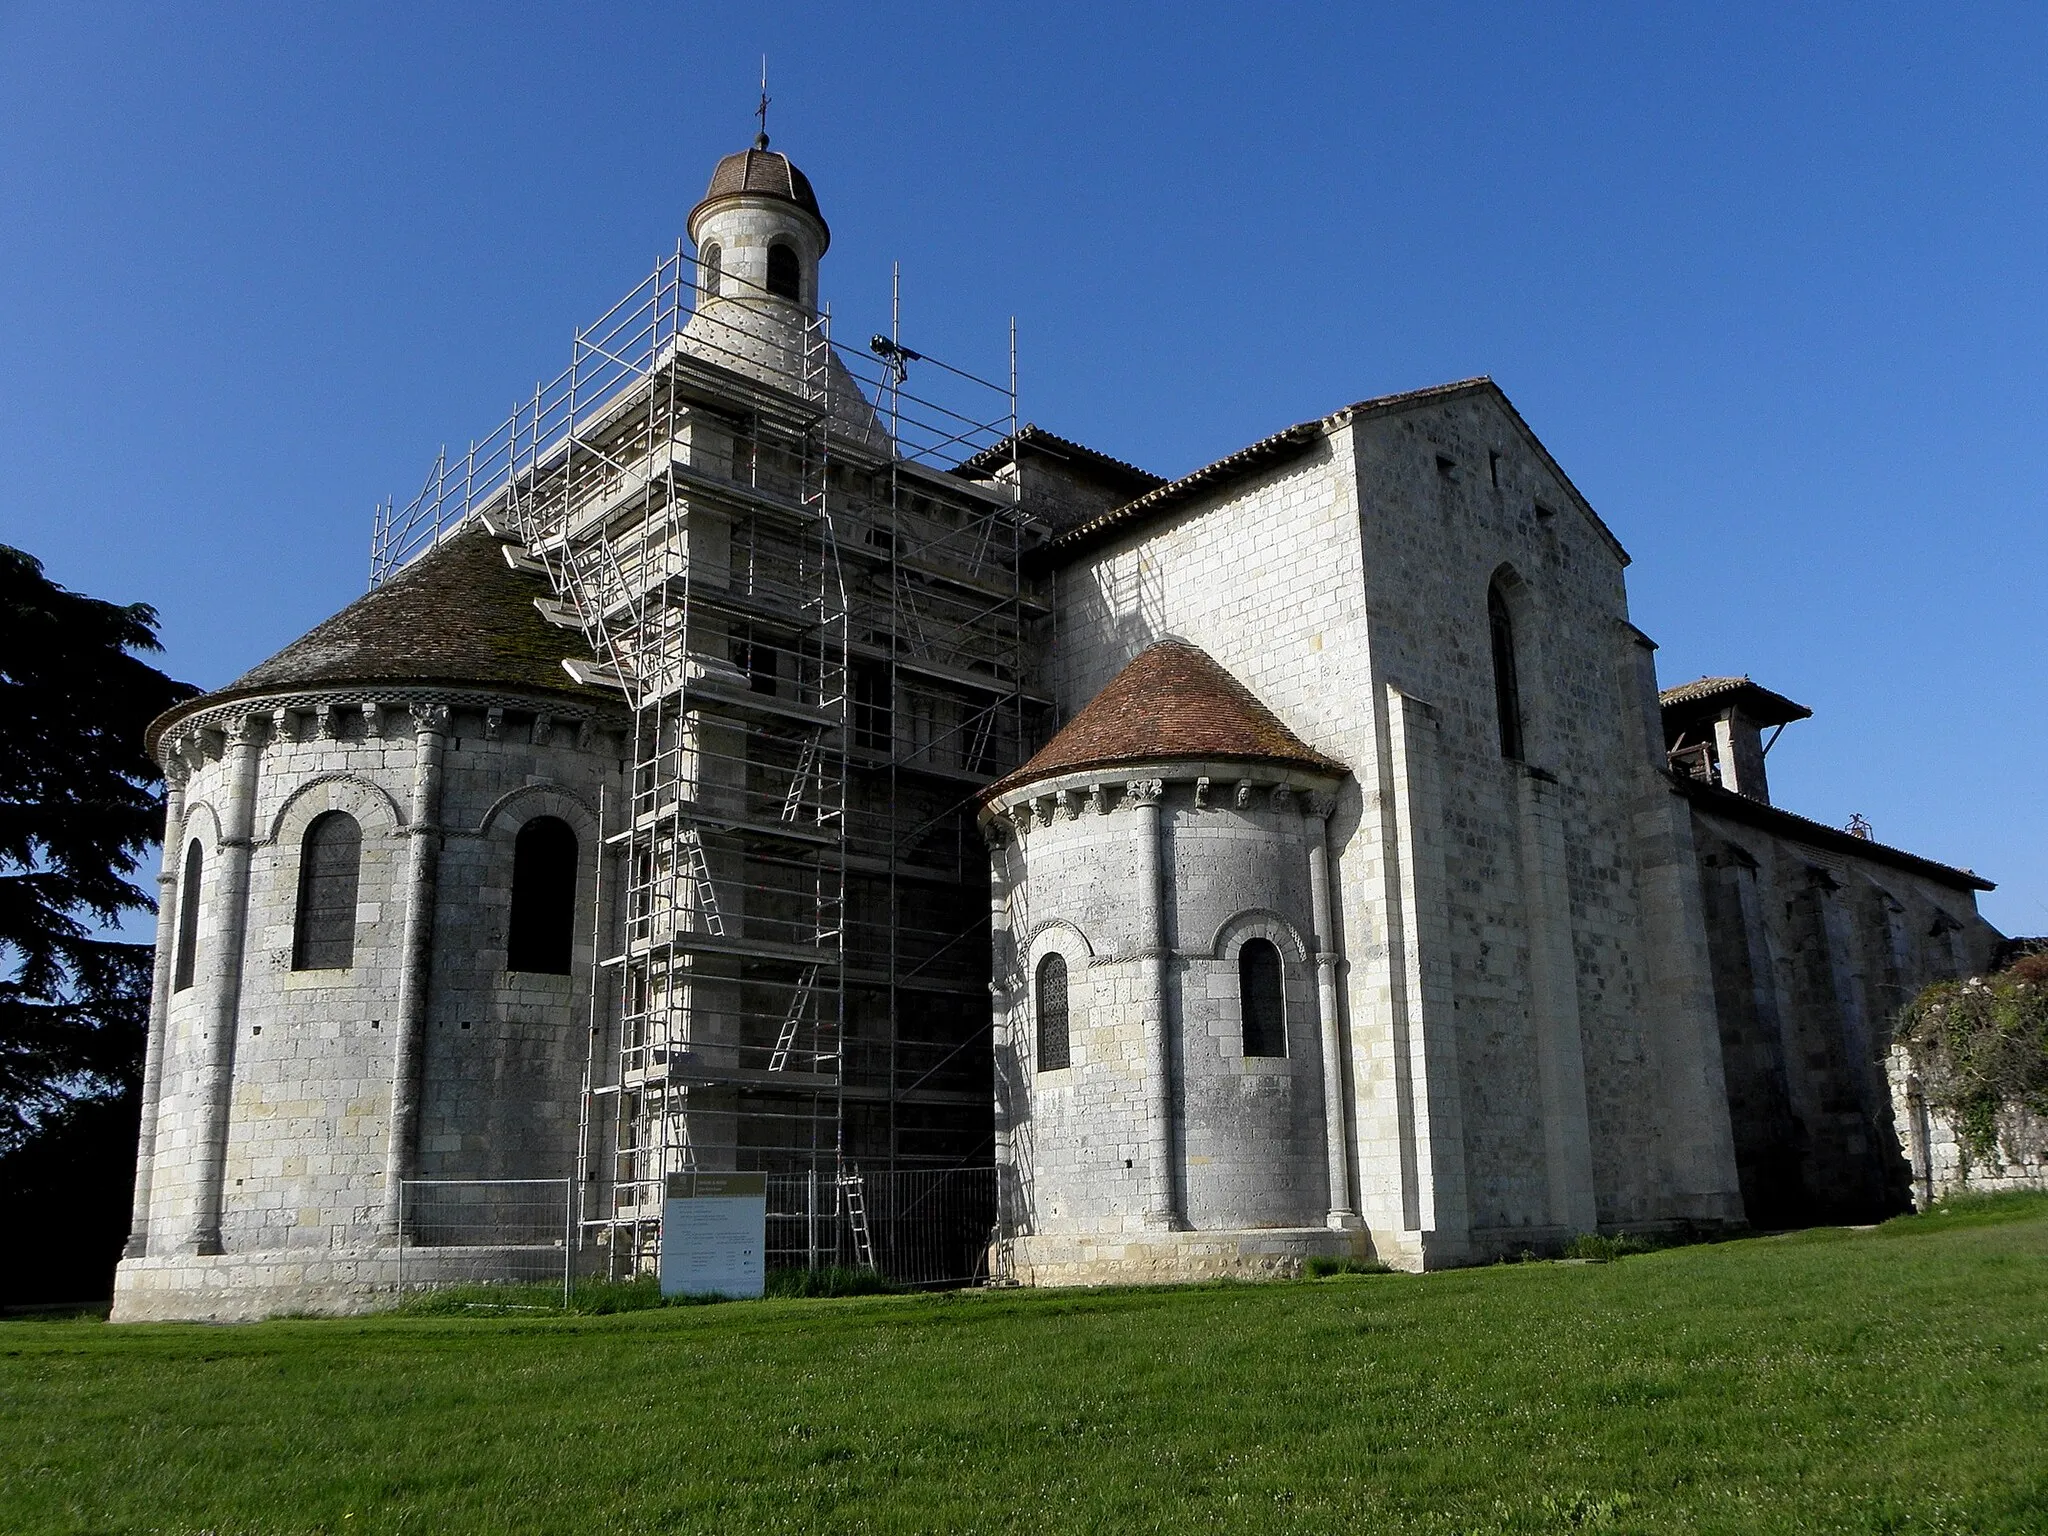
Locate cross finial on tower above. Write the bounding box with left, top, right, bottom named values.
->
left=755, top=56, right=770, bottom=149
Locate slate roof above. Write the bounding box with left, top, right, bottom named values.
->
left=151, top=523, right=607, bottom=745
left=690, top=145, right=828, bottom=247
left=1659, top=675, right=1812, bottom=727
left=985, top=639, right=1343, bottom=801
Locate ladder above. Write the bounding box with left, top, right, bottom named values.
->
left=840, top=1172, right=875, bottom=1271
left=782, top=736, right=818, bottom=823
left=676, top=829, right=725, bottom=936
left=767, top=967, right=817, bottom=1072
left=964, top=705, right=998, bottom=777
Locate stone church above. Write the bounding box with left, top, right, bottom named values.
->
left=113, top=135, right=2003, bottom=1319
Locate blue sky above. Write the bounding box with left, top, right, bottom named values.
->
left=2, top=3, right=2042, bottom=934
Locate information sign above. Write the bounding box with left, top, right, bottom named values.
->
left=660, top=1172, right=767, bottom=1298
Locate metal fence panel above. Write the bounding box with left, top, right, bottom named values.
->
left=764, top=1167, right=997, bottom=1288
left=396, top=1179, right=574, bottom=1303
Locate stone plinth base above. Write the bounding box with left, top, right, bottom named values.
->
left=1007, top=1226, right=1370, bottom=1287
left=111, top=1246, right=567, bottom=1323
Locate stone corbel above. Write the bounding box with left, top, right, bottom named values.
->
left=1194, top=776, right=1211, bottom=810
left=362, top=702, right=385, bottom=739
left=485, top=707, right=505, bottom=741
left=1054, top=789, right=1076, bottom=822
left=1270, top=785, right=1294, bottom=813
left=1007, top=802, right=1033, bottom=842
left=572, top=718, right=592, bottom=750
left=1086, top=782, right=1106, bottom=816
left=1032, top=795, right=1055, bottom=828
left=316, top=703, right=342, bottom=740
left=1233, top=779, right=1257, bottom=811
left=531, top=711, right=554, bottom=747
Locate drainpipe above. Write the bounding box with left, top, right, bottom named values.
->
left=1305, top=789, right=1357, bottom=1228
left=1128, top=777, right=1174, bottom=1229
left=123, top=758, right=188, bottom=1260
left=187, top=711, right=267, bottom=1255
left=382, top=702, right=448, bottom=1240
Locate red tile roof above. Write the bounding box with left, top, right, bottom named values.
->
left=986, top=640, right=1343, bottom=800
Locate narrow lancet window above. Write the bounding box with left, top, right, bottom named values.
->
left=173, top=839, right=203, bottom=992
left=507, top=816, right=578, bottom=975
left=700, top=243, right=722, bottom=300
left=766, top=241, right=800, bottom=301
left=1489, top=581, right=1525, bottom=761
left=1036, top=953, right=1070, bottom=1072
left=292, top=812, right=361, bottom=971
left=1240, top=938, right=1286, bottom=1057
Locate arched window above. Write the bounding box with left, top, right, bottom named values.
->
left=507, top=816, right=579, bottom=975
left=1240, top=938, right=1286, bottom=1057
left=1036, top=952, right=1070, bottom=1072
left=700, top=243, right=721, bottom=300
left=172, top=839, right=203, bottom=991
left=292, top=812, right=361, bottom=971
left=766, top=241, right=800, bottom=301
left=1488, top=581, right=1524, bottom=761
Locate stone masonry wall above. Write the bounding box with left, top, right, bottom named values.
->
left=1691, top=804, right=2002, bottom=1223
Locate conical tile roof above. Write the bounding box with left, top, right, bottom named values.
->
left=988, top=640, right=1342, bottom=800
left=150, top=523, right=609, bottom=747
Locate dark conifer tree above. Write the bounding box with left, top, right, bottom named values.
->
left=0, top=545, right=195, bottom=1302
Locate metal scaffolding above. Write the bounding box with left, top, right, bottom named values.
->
left=370, top=245, right=1043, bottom=1276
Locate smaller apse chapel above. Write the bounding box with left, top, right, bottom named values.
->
left=114, top=131, right=2006, bottom=1319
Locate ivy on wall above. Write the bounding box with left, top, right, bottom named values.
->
left=1899, top=953, right=2048, bottom=1171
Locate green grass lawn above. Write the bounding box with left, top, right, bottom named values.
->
left=5, top=1197, right=2046, bottom=1535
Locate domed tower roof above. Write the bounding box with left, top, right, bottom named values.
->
left=987, top=640, right=1343, bottom=800
left=688, top=141, right=829, bottom=251
left=148, top=523, right=610, bottom=750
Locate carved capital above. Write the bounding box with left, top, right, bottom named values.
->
left=981, top=816, right=1011, bottom=850
left=1124, top=778, right=1163, bottom=809
left=1305, top=790, right=1338, bottom=822
left=228, top=712, right=269, bottom=749
left=162, top=752, right=190, bottom=789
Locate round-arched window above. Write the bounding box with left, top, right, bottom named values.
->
left=507, top=816, right=579, bottom=975
left=1036, top=952, right=1070, bottom=1072
left=1239, top=938, right=1286, bottom=1058
left=292, top=812, right=362, bottom=971
left=699, top=243, right=722, bottom=300
left=766, top=241, right=800, bottom=301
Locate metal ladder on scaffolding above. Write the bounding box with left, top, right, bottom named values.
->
left=676, top=827, right=725, bottom=936
left=840, top=1172, right=875, bottom=1271
left=768, top=967, right=817, bottom=1072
